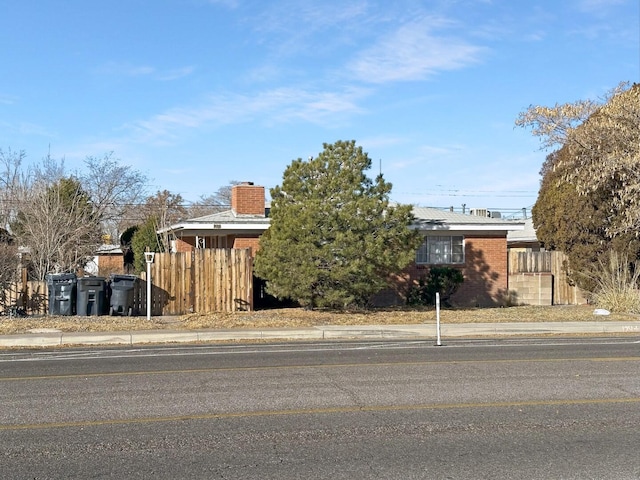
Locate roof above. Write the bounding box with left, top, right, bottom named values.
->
left=412, top=207, right=525, bottom=232
left=158, top=208, right=270, bottom=235
left=506, top=218, right=538, bottom=243
left=95, top=244, right=124, bottom=255
left=185, top=208, right=270, bottom=224
left=160, top=205, right=524, bottom=236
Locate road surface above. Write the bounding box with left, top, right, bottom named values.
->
left=1, top=337, right=639, bottom=479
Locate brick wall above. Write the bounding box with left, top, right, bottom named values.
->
left=233, top=237, right=261, bottom=256
left=508, top=273, right=553, bottom=305
left=399, top=234, right=509, bottom=308
left=97, top=254, right=124, bottom=276
left=174, top=238, right=195, bottom=252
left=232, top=183, right=266, bottom=216
left=454, top=235, right=508, bottom=307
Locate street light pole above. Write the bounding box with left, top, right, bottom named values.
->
left=144, top=251, right=155, bottom=321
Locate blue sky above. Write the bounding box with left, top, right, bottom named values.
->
left=1, top=0, right=637, bottom=217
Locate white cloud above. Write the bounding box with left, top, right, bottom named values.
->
left=123, top=86, right=370, bottom=146
left=94, top=62, right=156, bottom=77
left=255, top=0, right=369, bottom=35
left=158, top=66, right=196, bottom=81
left=349, top=16, right=486, bottom=83
left=94, top=62, right=195, bottom=81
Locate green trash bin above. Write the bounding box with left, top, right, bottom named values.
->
left=76, top=277, right=107, bottom=316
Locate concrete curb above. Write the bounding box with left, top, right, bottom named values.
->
left=0, top=321, right=639, bottom=348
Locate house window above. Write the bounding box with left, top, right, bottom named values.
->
left=416, top=235, right=464, bottom=265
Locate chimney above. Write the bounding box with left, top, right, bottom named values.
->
left=231, top=182, right=266, bottom=216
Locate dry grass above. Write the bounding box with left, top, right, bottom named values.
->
left=0, top=304, right=635, bottom=335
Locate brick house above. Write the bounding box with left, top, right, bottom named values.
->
left=160, top=183, right=524, bottom=307
left=406, top=208, right=524, bottom=307
left=160, top=182, right=269, bottom=255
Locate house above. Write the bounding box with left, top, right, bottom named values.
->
left=160, top=182, right=269, bottom=255
left=402, top=207, right=524, bottom=307
left=507, top=218, right=540, bottom=251
left=86, top=244, right=125, bottom=276
left=160, top=183, right=524, bottom=308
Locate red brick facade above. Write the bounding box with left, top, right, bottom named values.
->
left=397, top=234, right=508, bottom=307
left=174, top=238, right=195, bottom=253
left=96, top=254, right=125, bottom=276
left=232, top=237, right=261, bottom=256
left=454, top=235, right=508, bottom=307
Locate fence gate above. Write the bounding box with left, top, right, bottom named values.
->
left=146, top=248, right=254, bottom=315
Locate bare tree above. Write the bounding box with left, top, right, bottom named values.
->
left=13, top=176, right=102, bottom=280
left=141, top=190, right=187, bottom=251
left=79, top=152, right=148, bottom=241
left=5, top=152, right=147, bottom=280
left=517, top=82, right=640, bottom=234
left=187, top=180, right=240, bottom=218
left=0, top=148, right=28, bottom=231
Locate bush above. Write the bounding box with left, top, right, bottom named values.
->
left=407, top=267, right=464, bottom=307
left=588, top=251, right=640, bottom=313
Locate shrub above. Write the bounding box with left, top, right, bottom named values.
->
left=588, top=251, right=640, bottom=313
left=407, top=267, right=464, bottom=307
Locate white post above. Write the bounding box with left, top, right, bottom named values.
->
left=144, top=251, right=155, bottom=320
left=435, top=292, right=442, bottom=346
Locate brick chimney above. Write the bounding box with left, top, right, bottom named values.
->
left=231, top=182, right=266, bottom=216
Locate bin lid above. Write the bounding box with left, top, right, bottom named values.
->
left=77, top=276, right=106, bottom=287
left=110, top=274, right=139, bottom=281
left=46, top=273, right=77, bottom=283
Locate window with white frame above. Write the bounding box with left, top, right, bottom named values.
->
left=416, top=235, right=464, bottom=265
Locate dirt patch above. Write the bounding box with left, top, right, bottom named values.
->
left=0, top=304, right=636, bottom=335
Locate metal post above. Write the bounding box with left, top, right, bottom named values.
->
left=144, top=251, right=155, bottom=320
left=435, top=292, right=442, bottom=346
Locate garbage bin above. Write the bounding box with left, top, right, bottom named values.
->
left=76, top=277, right=107, bottom=316
left=46, top=273, right=77, bottom=316
left=109, top=274, right=138, bottom=316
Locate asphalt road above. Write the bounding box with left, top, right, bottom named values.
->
left=1, top=337, right=639, bottom=479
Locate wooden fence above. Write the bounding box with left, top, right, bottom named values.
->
left=144, top=248, right=253, bottom=315
left=1, top=281, right=49, bottom=315
left=2, top=248, right=254, bottom=316
left=508, top=249, right=586, bottom=305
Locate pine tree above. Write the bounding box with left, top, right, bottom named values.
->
left=255, top=140, right=421, bottom=309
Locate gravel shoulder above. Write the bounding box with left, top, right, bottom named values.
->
left=0, top=304, right=636, bottom=335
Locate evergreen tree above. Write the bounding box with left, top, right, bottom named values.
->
left=131, top=217, right=164, bottom=274
left=255, top=140, right=421, bottom=309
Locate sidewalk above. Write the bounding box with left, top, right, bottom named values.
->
left=1, top=321, right=639, bottom=348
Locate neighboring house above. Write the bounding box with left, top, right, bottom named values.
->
left=160, top=183, right=525, bottom=308
left=507, top=218, right=540, bottom=251
left=159, top=182, right=269, bottom=255
left=86, top=244, right=125, bottom=276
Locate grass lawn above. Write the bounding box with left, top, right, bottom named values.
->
left=0, top=304, right=636, bottom=335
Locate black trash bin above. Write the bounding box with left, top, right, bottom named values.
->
left=46, top=273, right=77, bottom=316
left=76, top=277, right=107, bottom=316
left=109, top=274, right=138, bottom=316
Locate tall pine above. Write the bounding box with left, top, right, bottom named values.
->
left=255, top=140, right=421, bottom=309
